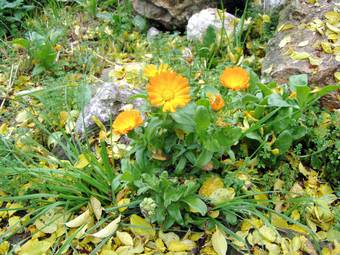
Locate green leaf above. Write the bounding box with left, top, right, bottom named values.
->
left=182, top=195, right=207, bottom=216
left=245, top=131, right=263, bottom=142
left=274, top=130, right=293, bottom=154
left=203, top=25, right=216, bottom=47
left=288, top=74, right=308, bottom=90
left=185, top=151, right=196, bottom=165
left=195, top=149, right=213, bottom=168
left=145, top=117, right=162, bottom=143
left=291, top=126, right=307, bottom=140
left=196, top=99, right=210, bottom=108
left=171, top=104, right=196, bottom=133
left=133, top=15, right=147, bottom=32
left=268, top=94, right=291, bottom=107
left=201, top=85, right=220, bottom=97
left=174, top=157, right=187, bottom=175
left=195, top=105, right=210, bottom=132
left=313, top=84, right=340, bottom=99
left=12, top=38, right=30, bottom=49
left=32, top=65, right=45, bottom=76
left=216, top=126, right=242, bottom=148
left=100, top=141, right=114, bottom=182
left=168, top=203, right=183, bottom=225
left=164, top=188, right=182, bottom=208
left=242, top=94, right=260, bottom=104
left=296, top=85, right=311, bottom=109
left=257, top=83, right=273, bottom=96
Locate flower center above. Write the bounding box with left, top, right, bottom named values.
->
left=162, top=90, right=175, bottom=101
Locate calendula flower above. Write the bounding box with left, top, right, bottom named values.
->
left=143, top=64, right=171, bottom=79
left=147, top=71, right=190, bottom=112
left=208, top=93, right=225, bottom=111
left=220, top=67, right=250, bottom=91
left=112, top=110, right=143, bottom=135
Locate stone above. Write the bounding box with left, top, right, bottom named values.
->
left=261, top=0, right=339, bottom=109
left=132, top=0, right=216, bottom=29
left=186, top=8, right=237, bottom=41
left=76, top=64, right=144, bottom=134
left=147, top=27, right=161, bottom=41
left=262, top=0, right=287, bottom=12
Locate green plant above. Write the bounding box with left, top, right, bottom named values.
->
left=12, top=28, right=63, bottom=75
left=76, top=0, right=97, bottom=17
left=194, top=1, right=251, bottom=69
left=124, top=170, right=207, bottom=229
left=295, top=109, right=340, bottom=192
left=0, top=0, right=34, bottom=37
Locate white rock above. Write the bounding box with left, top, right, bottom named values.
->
left=75, top=81, right=143, bottom=134
left=147, top=27, right=161, bottom=41
left=263, top=0, right=287, bottom=11
left=186, top=8, right=237, bottom=41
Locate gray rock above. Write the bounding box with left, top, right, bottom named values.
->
left=147, top=27, right=161, bottom=41
left=132, top=0, right=216, bottom=29
left=186, top=8, right=237, bottom=41
left=76, top=81, right=144, bottom=134
left=261, top=0, right=339, bottom=109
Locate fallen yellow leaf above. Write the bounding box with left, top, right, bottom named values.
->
left=199, top=176, right=224, bottom=197
left=212, top=227, right=228, bottom=255
left=17, top=239, right=52, bottom=255
left=91, top=215, right=121, bottom=239
left=65, top=210, right=90, bottom=228
left=74, top=154, right=90, bottom=169
left=129, top=214, right=155, bottom=239
left=168, top=240, right=196, bottom=252
left=116, top=231, right=133, bottom=246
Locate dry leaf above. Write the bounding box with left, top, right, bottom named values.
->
left=17, top=239, right=52, bottom=255
left=320, top=42, right=333, bottom=53
left=65, top=210, right=90, bottom=228
left=91, top=215, right=121, bottom=239
left=258, top=225, right=277, bottom=242
left=74, top=154, right=90, bottom=169
left=90, top=196, right=102, bottom=221
left=277, top=23, right=295, bottom=32
left=159, top=231, right=180, bottom=247
left=212, top=227, right=228, bottom=255
left=279, top=35, right=291, bottom=48
left=209, top=187, right=235, bottom=205
left=168, top=240, right=196, bottom=252
left=129, top=214, right=155, bottom=239
left=298, top=40, right=309, bottom=47
left=116, top=231, right=134, bottom=246
left=0, top=241, right=9, bottom=254
left=199, top=176, right=224, bottom=197
left=290, top=51, right=310, bottom=61
left=59, top=111, right=68, bottom=127
left=15, top=110, right=30, bottom=124
left=309, top=56, right=323, bottom=66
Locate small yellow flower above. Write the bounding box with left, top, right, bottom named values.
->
left=220, top=67, right=250, bottom=91
left=208, top=93, right=225, bottom=111
left=143, top=64, right=171, bottom=79
left=112, top=110, right=143, bottom=135
left=147, top=71, right=190, bottom=112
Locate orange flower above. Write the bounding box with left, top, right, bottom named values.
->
left=220, top=67, right=250, bottom=91
left=112, top=110, right=143, bottom=135
left=208, top=94, right=225, bottom=111
left=143, top=64, right=171, bottom=79
left=147, top=71, right=190, bottom=112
